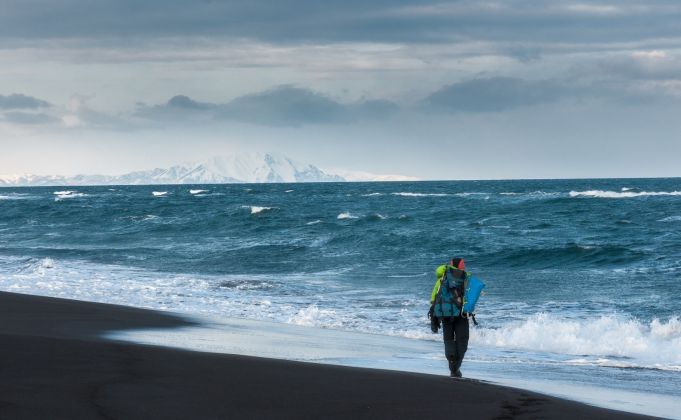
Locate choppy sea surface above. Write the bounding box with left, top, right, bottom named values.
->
left=1, top=179, right=680, bottom=416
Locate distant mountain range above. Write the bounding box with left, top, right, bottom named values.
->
left=0, top=153, right=415, bottom=186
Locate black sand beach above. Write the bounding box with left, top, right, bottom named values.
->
left=0, top=291, right=663, bottom=419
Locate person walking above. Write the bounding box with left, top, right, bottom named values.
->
left=428, top=257, right=470, bottom=378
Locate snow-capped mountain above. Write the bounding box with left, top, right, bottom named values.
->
left=0, top=153, right=346, bottom=186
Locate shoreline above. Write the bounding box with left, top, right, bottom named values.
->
left=0, top=291, right=664, bottom=420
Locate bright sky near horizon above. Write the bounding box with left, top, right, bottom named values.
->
left=1, top=0, right=681, bottom=180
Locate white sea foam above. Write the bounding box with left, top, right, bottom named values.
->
left=337, top=212, right=359, bottom=219
left=306, top=220, right=322, bottom=225
left=54, top=191, right=87, bottom=200
left=659, top=216, right=681, bottom=222
left=361, top=192, right=383, bottom=197
left=569, top=190, right=681, bottom=198
left=189, top=189, right=208, bottom=194
left=245, top=206, right=274, bottom=214
left=455, top=192, right=487, bottom=197
left=391, top=192, right=449, bottom=197
left=285, top=190, right=294, bottom=193
left=0, top=194, right=33, bottom=200
left=288, top=305, right=344, bottom=328
left=152, top=191, right=168, bottom=197
left=473, top=313, right=681, bottom=371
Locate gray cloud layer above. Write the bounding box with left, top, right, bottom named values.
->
left=2, top=0, right=681, bottom=47
left=0, top=93, right=50, bottom=109
left=139, top=85, right=399, bottom=126
left=424, top=78, right=567, bottom=112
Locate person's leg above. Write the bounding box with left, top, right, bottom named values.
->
left=441, top=319, right=457, bottom=375
left=451, top=316, right=470, bottom=374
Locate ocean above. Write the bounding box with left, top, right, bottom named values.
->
left=1, top=179, right=680, bottom=417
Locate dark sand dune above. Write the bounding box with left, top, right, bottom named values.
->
left=0, top=292, right=662, bottom=420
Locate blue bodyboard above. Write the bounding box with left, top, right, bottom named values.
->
left=462, top=276, right=485, bottom=313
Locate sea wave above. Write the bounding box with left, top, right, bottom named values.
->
left=473, top=313, right=681, bottom=371
left=287, top=305, right=344, bottom=329
left=152, top=191, right=168, bottom=197
left=337, top=212, right=359, bottom=219
left=659, top=216, right=681, bottom=222
left=190, top=189, right=208, bottom=195
left=0, top=193, right=33, bottom=200
left=569, top=190, right=681, bottom=198
left=244, top=206, right=275, bottom=215
left=487, top=244, right=643, bottom=268
left=391, top=192, right=449, bottom=197
left=54, top=190, right=87, bottom=200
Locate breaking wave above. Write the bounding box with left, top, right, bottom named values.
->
left=337, top=212, right=359, bottom=219
left=245, top=206, right=275, bottom=215
left=391, top=192, right=449, bottom=197
left=53, top=190, right=87, bottom=200
left=473, top=313, right=681, bottom=371
left=152, top=191, right=168, bottom=197
left=569, top=190, right=681, bottom=198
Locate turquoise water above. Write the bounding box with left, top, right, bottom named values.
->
left=1, top=179, right=680, bottom=413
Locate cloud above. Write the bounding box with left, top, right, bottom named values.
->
left=138, top=85, right=399, bottom=126
left=0, top=111, right=58, bottom=125
left=0, top=93, right=50, bottom=109
left=2, top=0, right=681, bottom=48
left=220, top=86, right=351, bottom=125
left=167, top=95, right=216, bottom=110
left=423, top=77, right=566, bottom=112
left=594, top=50, right=681, bottom=81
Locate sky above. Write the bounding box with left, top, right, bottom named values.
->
left=1, top=0, right=681, bottom=180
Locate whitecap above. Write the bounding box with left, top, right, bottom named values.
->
left=658, top=216, right=681, bottom=222
left=190, top=189, right=208, bottom=195
left=306, top=220, right=322, bottom=225
left=391, top=192, right=449, bottom=197
left=54, top=191, right=87, bottom=200
left=455, top=192, right=488, bottom=197
left=337, top=212, right=359, bottom=219
left=569, top=190, right=681, bottom=198
left=152, top=191, right=168, bottom=197
left=0, top=194, right=33, bottom=200
left=243, top=206, right=274, bottom=214
left=285, top=190, right=294, bottom=193
left=361, top=192, right=383, bottom=197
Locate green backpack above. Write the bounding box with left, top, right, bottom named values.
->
left=433, top=266, right=467, bottom=319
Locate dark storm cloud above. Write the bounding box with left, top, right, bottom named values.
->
left=0, top=93, right=50, bottom=109
left=2, top=0, right=681, bottom=46
left=139, top=86, right=399, bottom=126
left=423, top=77, right=567, bottom=112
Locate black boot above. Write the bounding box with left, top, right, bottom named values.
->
left=448, top=359, right=462, bottom=378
